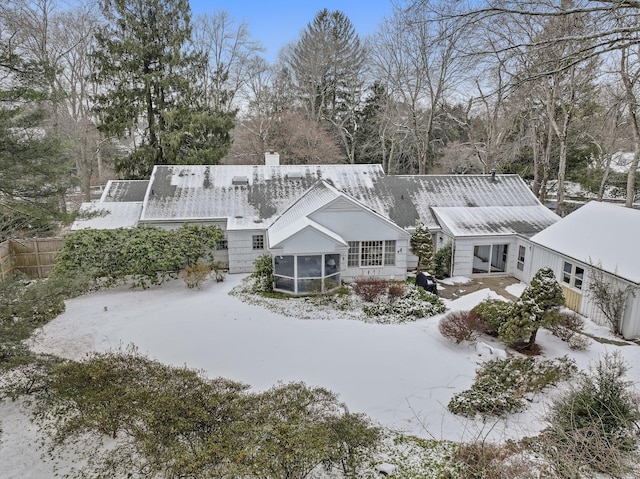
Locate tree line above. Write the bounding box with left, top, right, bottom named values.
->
left=2, top=0, right=640, bottom=239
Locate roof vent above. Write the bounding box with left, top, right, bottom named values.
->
left=286, top=171, right=303, bottom=180
left=232, top=176, right=249, bottom=186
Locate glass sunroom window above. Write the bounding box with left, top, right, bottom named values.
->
left=273, top=253, right=342, bottom=294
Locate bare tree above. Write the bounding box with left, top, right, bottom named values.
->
left=192, top=10, right=264, bottom=113
left=370, top=1, right=470, bottom=174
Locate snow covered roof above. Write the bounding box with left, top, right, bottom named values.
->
left=139, top=164, right=386, bottom=225
left=530, top=201, right=640, bottom=284
left=100, top=180, right=149, bottom=202
left=71, top=202, right=143, bottom=230
left=433, top=205, right=560, bottom=237
left=139, top=166, right=545, bottom=235
left=269, top=217, right=349, bottom=249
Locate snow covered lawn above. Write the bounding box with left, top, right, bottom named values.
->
left=3, top=273, right=640, bottom=477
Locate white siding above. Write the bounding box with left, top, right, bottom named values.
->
left=227, top=229, right=267, bottom=273
left=343, top=238, right=409, bottom=281
left=311, top=210, right=405, bottom=241
left=452, top=236, right=519, bottom=277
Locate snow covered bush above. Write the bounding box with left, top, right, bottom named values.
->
left=448, top=357, right=575, bottom=417
left=251, top=254, right=274, bottom=293
left=471, top=299, right=513, bottom=336
left=363, top=285, right=446, bottom=323
left=439, top=311, right=487, bottom=344
left=499, top=268, right=564, bottom=351
left=536, top=352, right=640, bottom=478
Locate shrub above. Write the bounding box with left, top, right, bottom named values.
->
left=434, top=243, right=453, bottom=279
left=439, top=311, right=487, bottom=344
left=448, top=356, right=575, bottom=417
left=387, top=281, right=406, bottom=302
left=537, top=352, right=640, bottom=477
left=449, top=441, right=540, bottom=479
left=363, top=285, right=446, bottom=323
left=353, top=278, right=389, bottom=302
left=181, top=260, right=212, bottom=289
left=547, top=311, right=590, bottom=351
left=471, top=299, right=513, bottom=336
left=251, top=255, right=274, bottom=293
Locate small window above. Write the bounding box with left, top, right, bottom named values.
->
left=216, top=240, right=228, bottom=250
left=517, top=245, right=526, bottom=271
left=384, top=240, right=396, bottom=266
left=562, top=261, right=584, bottom=290
left=347, top=241, right=359, bottom=267
left=252, top=234, right=264, bottom=250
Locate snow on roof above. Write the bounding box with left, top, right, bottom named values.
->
left=71, top=202, right=143, bottom=230
left=432, top=205, right=560, bottom=237
left=530, top=201, right=640, bottom=284
left=100, top=180, right=149, bottom=202
left=139, top=164, right=385, bottom=224
left=138, top=166, right=543, bottom=235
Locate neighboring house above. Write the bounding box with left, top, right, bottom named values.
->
left=72, top=157, right=558, bottom=293
left=522, top=201, right=640, bottom=339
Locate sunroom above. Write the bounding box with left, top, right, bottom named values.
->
left=268, top=217, right=349, bottom=295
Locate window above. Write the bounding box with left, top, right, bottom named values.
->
left=252, top=234, right=264, bottom=250
left=517, top=245, right=526, bottom=271
left=216, top=240, right=228, bottom=250
left=562, top=261, right=584, bottom=290
left=361, top=241, right=383, bottom=266
left=348, top=241, right=359, bottom=267
left=347, top=240, right=396, bottom=267
left=384, top=240, right=396, bottom=266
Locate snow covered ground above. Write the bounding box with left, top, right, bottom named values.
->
left=2, top=273, right=640, bottom=478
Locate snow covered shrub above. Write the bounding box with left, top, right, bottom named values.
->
left=387, top=281, right=406, bottom=302
left=363, top=286, right=446, bottom=323
left=471, top=299, right=513, bottom=336
left=448, top=357, right=575, bottom=417
left=451, top=441, right=540, bottom=479
left=251, top=254, right=274, bottom=293
left=353, top=278, right=389, bottom=302
left=439, top=311, right=487, bottom=344
left=547, top=311, right=590, bottom=351
left=181, top=260, right=212, bottom=289
left=536, top=352, right=640, bottom=478
left=499, top=267, right=565, bottom=351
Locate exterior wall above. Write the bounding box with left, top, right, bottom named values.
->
left=272, top=228, right=345, bottom=255
left=227, top=229, right=268, bottom=273
left=451, top=235, right=520, bottom=277
left=528, top=242, right=640, bottom=338
left=512, top=238, right=534, bottom=283
left=311, top=207, right=409, bottom=281
left=342, top=237, right=409, bottom=281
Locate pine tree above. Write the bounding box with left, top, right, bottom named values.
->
left=410, top=223, right=435, bottom=273
left=0, top=33, right=74, bottom=239
left=500, top=267, right=565, bottom=350
left=92, top=0, right=234, bottom=178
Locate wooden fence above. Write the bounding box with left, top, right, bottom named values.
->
left=0, top=238, right=64, bottom=281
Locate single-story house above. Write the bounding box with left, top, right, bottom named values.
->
left=73, top=155, right=559, bottom=294
left=519, top=201, right=640, bottom=339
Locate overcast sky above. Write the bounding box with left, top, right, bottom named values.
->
left=189, top=0, right=394, bottom=62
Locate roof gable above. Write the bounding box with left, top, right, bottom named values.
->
left=530, top=201, right=640, bottom=284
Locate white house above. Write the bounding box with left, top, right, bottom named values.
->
left=72, top=159, right=559, bottom=293
left=523, top=201, right=640, bottom=339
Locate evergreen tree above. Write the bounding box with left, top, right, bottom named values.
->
left=499, top=267, right=565, bottom=350
left=285, top=9, right=366, bottom=163
left=0, top=31, right=74, bottom=239
left=92, top=0, right=234, bottom=178
left=410, top=223, right=435, bottom=273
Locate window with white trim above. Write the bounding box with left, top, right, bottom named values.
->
left=517, top=245, right=526, bottom=271
left=347, top=240, right=396, bottom=267
left=562, top=261, right=584, bottom=290
left=216, top=240, right=228, bottom=250
left=252, top=234, right=264, bottom=250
